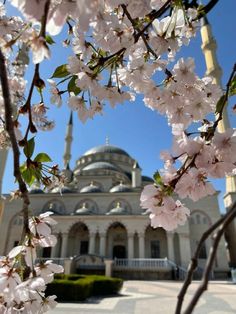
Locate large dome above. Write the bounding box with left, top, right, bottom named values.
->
left=82, top=162, right=119, bottom=172
left=83, top=145, right=130, bottom=157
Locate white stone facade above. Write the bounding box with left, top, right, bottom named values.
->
left=0, top=144, right=229, bottom=275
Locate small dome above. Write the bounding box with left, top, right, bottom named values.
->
left=83, top=145, right=130, bottom=157
left=106, top=202, right=127, bottom=215
left=29, top=183, right=44, bottom=194
left=110, top=182, right=132, bottom=193
left=80, top=182, right=102, bottom=193
left=29, top=188, right=44, bottom=194
left=74, top=203, right=93, bottom=215
left=51, top=186, right=74, bottom=194
left=82, top=161, right=119, bottom=172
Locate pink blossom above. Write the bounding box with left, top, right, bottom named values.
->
left=175, top=168, right=215, bottom=201
left=141, top=186, right=190, bottom=230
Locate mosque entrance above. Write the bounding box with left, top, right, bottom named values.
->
left=113, top=245, right=126, bottom=258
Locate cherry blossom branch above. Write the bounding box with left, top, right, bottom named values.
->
left=163, top=63, right=236, bottom=195
left=175, top=210, right=228, bottom=314
left=195, top=0, right=219, bottom=20
left=183, top=202, right=236, bottom=314
left=20, top=63, right=39, bottom=142
left=39, top=0, right=51, bottom=38
left=0, top=48, right=30, bottom=236
left=121, top=4, right=159, bottom=59
left=135, top=0, right=172, bottom=42
left=20, top=0, right=51, bottom=142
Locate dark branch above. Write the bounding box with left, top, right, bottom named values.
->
left=196, top=0, right=220, bottom=20
left=0, top=48, right=30, bottom=236
left=175, top=212, right=227, bottom=314
left=20, top=0, right=52, bottom=141
left=183, top=202, right=236, bottom=314
left=135, top=0, right=172, bottom=42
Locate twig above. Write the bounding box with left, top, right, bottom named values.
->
left=195, top=0, right=220, bottom=20
left=175, top=211, right=229, bottom=314
left=20, top=0, right=51, bottom=141
left=0, top=48, right=30, bottom=236
left=121, top=4, right=159, bottom=59
left=39, top=0, right=51, bottom=38
left=183, top=202, right=236, bottom=314
left=135, top=0, right=172, bottom=42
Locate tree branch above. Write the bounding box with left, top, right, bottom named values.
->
left=0, top=48, right=30, bottom=236
left=183, top=202, right=236, bottom=314
left=175, top=210, right=228, bottom=314
left=135, top=0, right=172, bottom=42
left=196, top=0, right=220, bottom=20
left=121, top=4, right=159, bottom=59
left=20, top=0, right=51, bottom=142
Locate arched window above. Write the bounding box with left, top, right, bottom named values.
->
left=196, top=214, right=201, bottom=224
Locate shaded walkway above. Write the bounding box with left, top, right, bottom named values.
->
left=49, top=281, right=236, bottom=314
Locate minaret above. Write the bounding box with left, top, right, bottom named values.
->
left=200, top=16, right=236, bottom=202
left=62, top=112, right=73, bottom=183
left=63, top=111, right=73, bottom=169
left=200, top=16, right=236, bottom=266
left=132, top=161, right=142, bottom=188
left=200, top=16, right=230, bottom=132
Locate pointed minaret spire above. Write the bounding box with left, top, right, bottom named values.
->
left=63, top=111, right=73, bottom=169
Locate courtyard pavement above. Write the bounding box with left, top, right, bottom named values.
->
left=49, top=280, right=236, bottom=314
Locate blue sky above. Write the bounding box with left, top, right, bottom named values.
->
left=2, top=1, right=236, bottom=212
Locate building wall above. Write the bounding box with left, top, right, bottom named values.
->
left=0, top=145, right=229, bottom=276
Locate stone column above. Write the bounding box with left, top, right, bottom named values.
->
left=64, top=259, right=72, bottom=275
left=128, top=233, right=134, bottom=259
left=89, top=232, right=96, bottom=254
left=50, top=234, right=58, bottom=258
left=104, top=259, right=113, bottom=277
left=61, top=233, right=68, bottom=258
left=138, top=232, right=145, bottom=258
left=167, top=232, right=175, bottom=261
left=178, top=233, right=192, bottom=267
left=99, top=233, right=106, bottom=257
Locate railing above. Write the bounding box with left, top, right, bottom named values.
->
left=168, top=260, right=187, bottom=280
left=114, top=258, right=170, bottom=269
left=114, top=258, right=187, bottom=280
left=35, top=257, right=187, bottom=280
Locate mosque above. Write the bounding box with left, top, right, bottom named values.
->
left=0, top=17, right=235, bottom=279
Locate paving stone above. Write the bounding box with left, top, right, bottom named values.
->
left=49, top=281, right=236, bottom=314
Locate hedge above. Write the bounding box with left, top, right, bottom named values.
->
left=46, top=274, right=123, bottom=301
left=88, top=275, right=123, bottom=296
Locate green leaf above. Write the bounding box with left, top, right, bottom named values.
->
left=229, top=75, right=236, bottom=96
left=22, top=168, right=35, bottom=186
left=67, top=76, right=81, bottom=95
left=215, top=95, right=226, bottom=114
left=45, top=35, right=55, bottom=45
left=23, top=138, right=35, bottom=158
left=153, top=170, right=163, bottom=186
left=51, top=64, right=70, bottom=78
left=34, top=153, right=52, bottom=163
